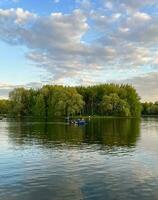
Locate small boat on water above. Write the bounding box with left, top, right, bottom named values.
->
left=66, top=117, right=87, bottom=126
left=74, top=119, right=87, bottom=125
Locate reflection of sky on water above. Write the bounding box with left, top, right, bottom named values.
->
left=0, top=118, right=158, bottom=200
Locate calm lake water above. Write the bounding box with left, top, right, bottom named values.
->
left=0, top=117, right=158, bottom=200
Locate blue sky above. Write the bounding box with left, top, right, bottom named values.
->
left=0, top=0, right=158, bottom=101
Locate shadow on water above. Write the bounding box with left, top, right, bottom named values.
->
left=7, top=117, right=141, bottom=149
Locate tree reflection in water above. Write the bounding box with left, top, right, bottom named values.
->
left=7, top=118, right=140, bottom=151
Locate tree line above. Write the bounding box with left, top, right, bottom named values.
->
left=0, top=84, right=142, bottom=117
left=142, top=102, right=158, bottom=115
left=0, top=99, right=10, bottom=115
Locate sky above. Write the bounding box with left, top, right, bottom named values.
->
left=0, top=0, right=158, bottom=101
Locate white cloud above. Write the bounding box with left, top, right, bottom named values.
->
left=104, top=2, right=113, bottom=10
left=0, top=82, right=43, bottom=99
left=0, top=0, right=158, bottom=100
left=104, top=0, right=157, bottom=12
left=133, top=12, right=151, bottom=21
left=0, top=83, right=16, bottom=99
left=0, top=8, right=37, bottom=25
left=120, top=72, right=158, bottom=102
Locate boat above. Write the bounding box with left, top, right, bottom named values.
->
left=65, top=116, right=87, bottom=126
left=76, top=120, right=87, bottom=125
left=68, top=118, right=87, bottom=126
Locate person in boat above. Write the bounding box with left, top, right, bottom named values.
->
left=76, top=118, right=86, bottom=125
left=76, top=118, right=81, bottom=123
left=69, top=119, right=74, bottom=124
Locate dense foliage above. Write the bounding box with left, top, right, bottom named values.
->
left=142, top=102, right=158, bottom=115
left=7, top=84, right=141, bottom=117
left=0, top=99, right=10, bottom=115
left=9, top=86, right=84, bottom=117
left=76, top=84, right=141, bottom=117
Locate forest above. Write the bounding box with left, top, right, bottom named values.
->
left=0, top=84, right=142, bottom=117
left=141, top=102, right=158, bottom=115
left=0, top=99, right=10, bottom=115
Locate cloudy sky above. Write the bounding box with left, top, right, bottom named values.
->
left=0, top=0, right=158, bottom=101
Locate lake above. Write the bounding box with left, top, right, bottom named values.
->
left=0, top=117, right=158, bottom=200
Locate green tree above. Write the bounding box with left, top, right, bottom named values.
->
left=100, top=93, right=130, bottom=117
left=32, top=93, right=46, bottom=117
left=0, top=99, right=10, bottom=115
left=9, top=88, right=29, bottom=116
left=8, top=84, right=141, bottom=118
left=55, top=87, right=84, bottom=116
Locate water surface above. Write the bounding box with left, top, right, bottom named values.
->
left=0, top=118, right=158, bottom=200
